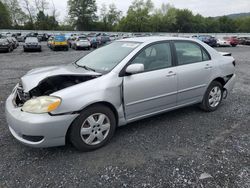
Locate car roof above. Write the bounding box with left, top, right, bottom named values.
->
left=117, top=36, right=197, bottom=43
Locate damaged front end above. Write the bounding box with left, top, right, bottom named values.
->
left=14, top=75, right=99, bottom=107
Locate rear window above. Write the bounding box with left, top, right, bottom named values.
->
left=55, top=35, right=66, bottom=42
left=25, top=37, right=38, bottom=43
left=78, top=37, right=87, bottom=40
left=174, top=41, right=210, bottom=65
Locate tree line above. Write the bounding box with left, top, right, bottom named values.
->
left=1, top=0, right=250, bottom=33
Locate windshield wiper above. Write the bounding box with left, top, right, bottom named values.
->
left=74, top=62, right=96, bottom=72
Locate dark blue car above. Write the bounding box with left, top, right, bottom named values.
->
left=192, top=35, right=217, bottom=47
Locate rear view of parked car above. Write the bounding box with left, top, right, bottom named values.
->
left=223, top=37, right=239, bottom=47
left=50, top=35, right=68, bottom=51
left=87, top=33, right=100, bottom=48
left=23, top=37, right=42, bottom=52
left=193, top=35, right=217, bottom=47
left=237, top=37, right=250, bottom=45
left=71, top=36, right=91, bottom=50
left=0, top=38, right=13, bottom=52
left=217, top=38, right=231, bottom=47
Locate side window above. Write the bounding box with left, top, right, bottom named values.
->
left=175, top=42, right=204, bottom=65
left=202, top=49, right=210, bottom=61
left=131, top=43, right=172, bottom=72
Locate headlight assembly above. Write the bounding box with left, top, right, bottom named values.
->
left=22, top=96, right=61, bottom=114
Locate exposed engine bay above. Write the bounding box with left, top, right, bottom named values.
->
left=15, top=75, right=98, bottom=106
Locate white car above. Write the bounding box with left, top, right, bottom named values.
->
left=71, top=36, right=91, bottom=50
left=217, top=38, right=231, bottom=47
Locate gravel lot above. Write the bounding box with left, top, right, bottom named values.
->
left=0, top=43, right=249, bottom=187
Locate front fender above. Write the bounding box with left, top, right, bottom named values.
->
left=50, top=72, right=123, bottom=116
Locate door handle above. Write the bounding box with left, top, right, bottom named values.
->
left=204, top=64, right=213, bottom=69
left=166, top=71, right=176, bottom=77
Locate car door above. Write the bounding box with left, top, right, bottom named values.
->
left=174, top=41, right=213, bottom=106
left=123, top=42, right=177, bottom=120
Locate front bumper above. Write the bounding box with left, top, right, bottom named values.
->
left=5, top=90, right=78, bottom=148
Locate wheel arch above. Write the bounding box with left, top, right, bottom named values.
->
left=212, top=77, right=226, bottom=86
left=65, top=101, right=119, bottom=144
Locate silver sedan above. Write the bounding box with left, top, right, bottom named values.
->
left=5, top=37, right=236, bottom=151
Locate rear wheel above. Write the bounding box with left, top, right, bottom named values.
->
left=200, top=81, right=223, bottom=112
left=69, top=105, right=116, bottom=151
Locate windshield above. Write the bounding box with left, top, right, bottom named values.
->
left=75, top=41, right=141, bottom=73
left=55, top=35, right=66, bottom=42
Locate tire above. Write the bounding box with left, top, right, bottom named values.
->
left=200, top=81, right=223, bottom=112
left=69, top=104, right=116, bottom=151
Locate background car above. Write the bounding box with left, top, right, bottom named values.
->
left=37, top=33, right=49, bottom=42
left=50, top=35, right=69, bottom=51
left=109, top=34, right=119, bottom=41
left=193, top=35, right=217, bottom=47
left=9, top=37, right=19, bottom=48
left=71, top=36, right=91, bottom=50
left=0, top=38, right=13, bottom=52
left=16, top=33, right=26, bottom=42
left=25, top=32, right=38, bottom=40
left=67, top=36, right=77, bottom=48
left=47, top=36, right=54, bottom=48
left=223, top=36, right=239, bottom=47
left=23, top=37, right=42, bottom=52
left=238, top=37, right=250, bottom=45
left=96, top=33, right=111, bottom=44
left=3, top=37, right=18, bottom=49
left=217, top=38, right=231, bottom=47
left=87, top=33, right=101, bottom=48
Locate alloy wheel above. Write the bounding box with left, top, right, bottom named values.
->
left=80, top=113, right=111, bottom=145
left=208, top=86, right=222, bottom=108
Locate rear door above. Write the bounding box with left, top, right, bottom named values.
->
left=123, top=42, right=177, bottom=120
left=174, top=41, right=213, bottom=105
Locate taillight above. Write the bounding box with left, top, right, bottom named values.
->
left=232, top=61, right=236, bottom=66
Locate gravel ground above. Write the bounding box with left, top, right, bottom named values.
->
left=0, top=43, right=249, bottom=187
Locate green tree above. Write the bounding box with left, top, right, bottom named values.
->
left=107, top=3, right=122, bottom=31
left=0, top=1, right=12, bottom=28
left=36, top=10, right=47, bottom=29
left=175, top=9, right=194, bottom=32
left=118, top=0, right=153, bottom=32
left=218, top=16, right=237, bottom=32
left=3, top=0, right=28, bottom=27
left=68, top=0, right=97, bottom=30
left=35, top=10, right=58, bottom=30
left=235, top=16, right=250, bottom=32
left=99, top=3, right=108, bottom=30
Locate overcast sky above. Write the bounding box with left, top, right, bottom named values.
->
left=53, top=0, right=250, bottom=22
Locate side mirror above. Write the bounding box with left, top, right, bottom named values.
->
left=126, top=64, right=144, bottom=75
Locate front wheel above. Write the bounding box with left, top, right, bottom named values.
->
left=69, top=105, right=116, bottom=151
left=200, top=81, right=223, bottom=112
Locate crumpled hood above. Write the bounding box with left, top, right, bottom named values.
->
left=21, top=64, right=101, bottom=92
